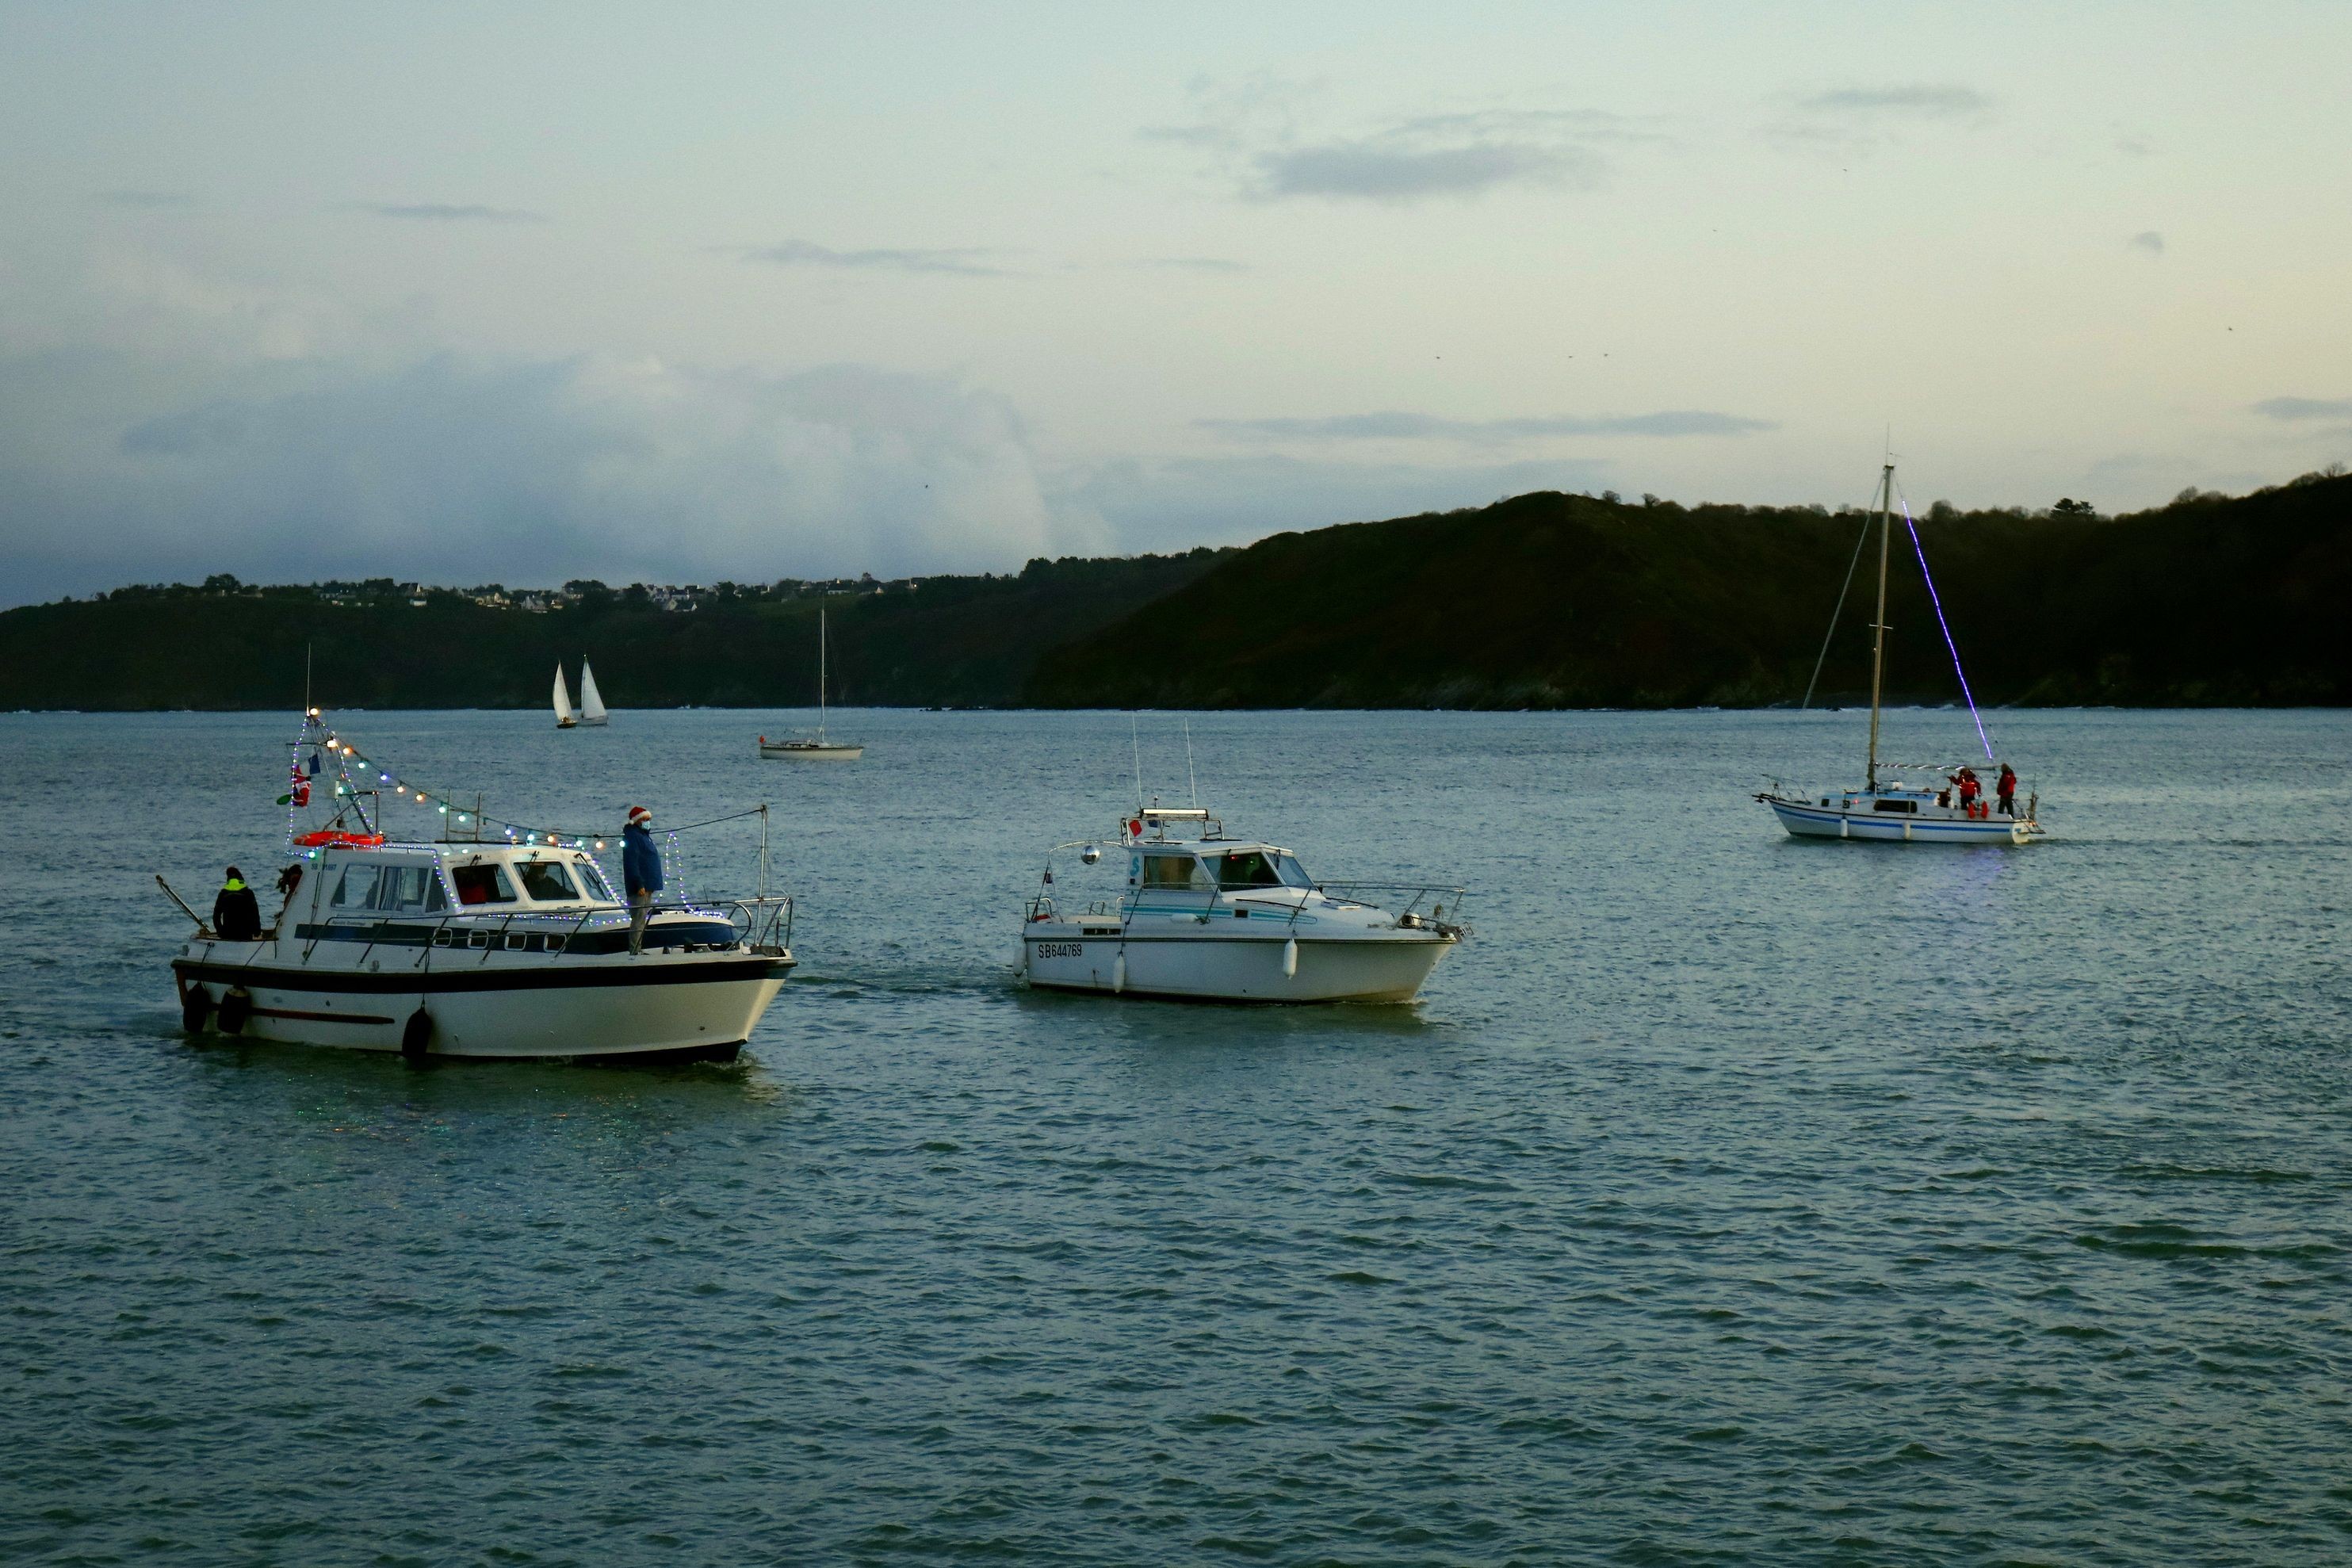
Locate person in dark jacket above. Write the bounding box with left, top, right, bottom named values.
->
left=1997, top=764, right=2018, bottom=817
left=621, top=806, right=664, bottom=954
left=212, top=866, right=262, bottom=942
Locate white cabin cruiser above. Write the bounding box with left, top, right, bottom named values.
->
left=171, top=837, right=793, bottom=1061
left=1020, top=806, right=1465, bottom=1003
left=167, top=711, right=794, bottom=1061
left=1756, top=459, right=2049, bottom=847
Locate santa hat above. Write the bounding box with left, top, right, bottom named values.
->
left=627, top=805, right=652, bottom=827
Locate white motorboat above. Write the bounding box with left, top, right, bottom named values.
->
left=553, top=664, right=576, bottom=729
left=1019, top=805, right=1466, bottom=1003
left=577, top=658, right=609, bottom=726
left=1757, top=459, right=2048, bottom=846
left=759, top=603, right=862, bottom=759
left=166, top=714, right=795, bottom=1062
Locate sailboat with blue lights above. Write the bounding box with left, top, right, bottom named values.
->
left=1755, top=460, right=2048, bottom=845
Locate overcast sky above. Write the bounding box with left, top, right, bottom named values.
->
left=4, top=2, right=2347, bottom=603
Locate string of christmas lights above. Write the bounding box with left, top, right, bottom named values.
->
left=275, top=708, right=759, bottom=884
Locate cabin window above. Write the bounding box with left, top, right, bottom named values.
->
left=517, top=861, right=579, bottom=902
left=451, top=863, right=518, bottom=905
left=1871, top=798, right=1918, bottom=815
left=328, top=865, right=379, bottom=910
left=371, top=865, right=444, bottom=913
left=1210, top=851, right=1284, bottom=889
left=1140, top=855, right=1208, bottom=890
left=1275, top=854, right=1314, bottom=889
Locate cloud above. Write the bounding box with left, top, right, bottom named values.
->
left=1252, top=140, right=1593, bottom=202
left=1197, top=410, right=1775, bottom=443
left=1769, top=82, right=1991, bottom=156
left=0, top=334, right=1093, bottom=602
left=357, top=202, right=546, bottom=224
left=1057, top=453, right=1612, bottom=556
left=2252, top=396, right=2352, bottom=421
left=738, top=240, right=1012, bottom=277
left=2128, top=231, right=2165, bottom=256
left=1147, top=78, right=1632, bottom=204
left=1796, top=86, right=1991, bottom=119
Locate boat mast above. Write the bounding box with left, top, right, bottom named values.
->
left=1865, top=461, right=1893, bottom=790
left=817, top=603, right=828, bottom=744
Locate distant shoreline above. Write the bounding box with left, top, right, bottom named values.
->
left=6, top=478, right=2346, bottom=711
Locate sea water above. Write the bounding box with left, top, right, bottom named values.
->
left=1, top=707, right=2347, bottom=1564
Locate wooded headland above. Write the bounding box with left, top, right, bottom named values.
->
left=5, top=473, right=2345, bottom=710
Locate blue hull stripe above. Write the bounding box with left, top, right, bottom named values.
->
left=1765, top=800, right=2020, bottom=839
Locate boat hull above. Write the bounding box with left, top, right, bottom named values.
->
left=1762, top=794, right=2044, bottom=845
left=759, top=744, right=863, bottom=760
left=1022, top=926, right=1453, bottom=1003
left=171, top=940, right=794, bottom=1060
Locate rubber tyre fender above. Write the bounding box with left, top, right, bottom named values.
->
left=181, top=988, right=212, bottom=1035
left=216, top=989, right=252, bottom=1035
left=401, top=1008, right=434, bottom=1061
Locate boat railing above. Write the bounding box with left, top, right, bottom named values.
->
left=1313, top=881, right=1471, bottom=935
left=293, top=895, right=793, bottom=965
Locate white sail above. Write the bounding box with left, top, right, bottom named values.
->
left=579, top=659, right=607, bottom=725
left=553, top=664, right=576, bottom=728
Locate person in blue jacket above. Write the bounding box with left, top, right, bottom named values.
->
left=621, top=805, right=664, bottom=954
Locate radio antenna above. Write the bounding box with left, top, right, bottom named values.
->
left=1184, top=717, right=1198, bottom=806
left=1130, top=713, right=1143, bottom=809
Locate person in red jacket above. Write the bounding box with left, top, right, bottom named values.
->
left=1954, top=767, right=1980, bottom=817
left=1997, top=764, right=2017, bottom=817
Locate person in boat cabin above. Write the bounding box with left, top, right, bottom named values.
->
left=1998, top=764, right=2018, bottom=817
left=621, top=805, right=664, bottom=954
left=212, top=866, right=262, bottom=942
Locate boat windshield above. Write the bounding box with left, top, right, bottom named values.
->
left=1207, top=850, right=1314, bottom=889
left=572, top=856, right=618, bottom=903
left=515, top=861, right=579, bottom=902
left=1210, top=851, right=1276, bottom=889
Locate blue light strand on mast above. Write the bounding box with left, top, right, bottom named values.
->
left=1898, top=499, right=1995, bottom=763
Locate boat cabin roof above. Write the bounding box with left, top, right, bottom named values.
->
left=304, top=838, right=624, bottom=911
left=1126, top=805, right=1226, bottom=842
left=306, top=837, right=615, bottom=862
left=1130, top=839, right=1291, bottom=859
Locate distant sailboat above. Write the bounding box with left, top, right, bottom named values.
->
left=759, top=603, right=864, bottom=760
left=578, top=658, right=609, bottom=726
left=553, top=664, right=576, bottom=729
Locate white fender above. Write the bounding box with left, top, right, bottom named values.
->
left=1012, top=941, right=1027, bottom=975
left=1839, top=814, right=1849, bottom=839
left=1282, top=936, right=1299, bottom=978
left=1903, top=820, right=1913, bottom=843
left=1112, top=952, right=1126, bottom=993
